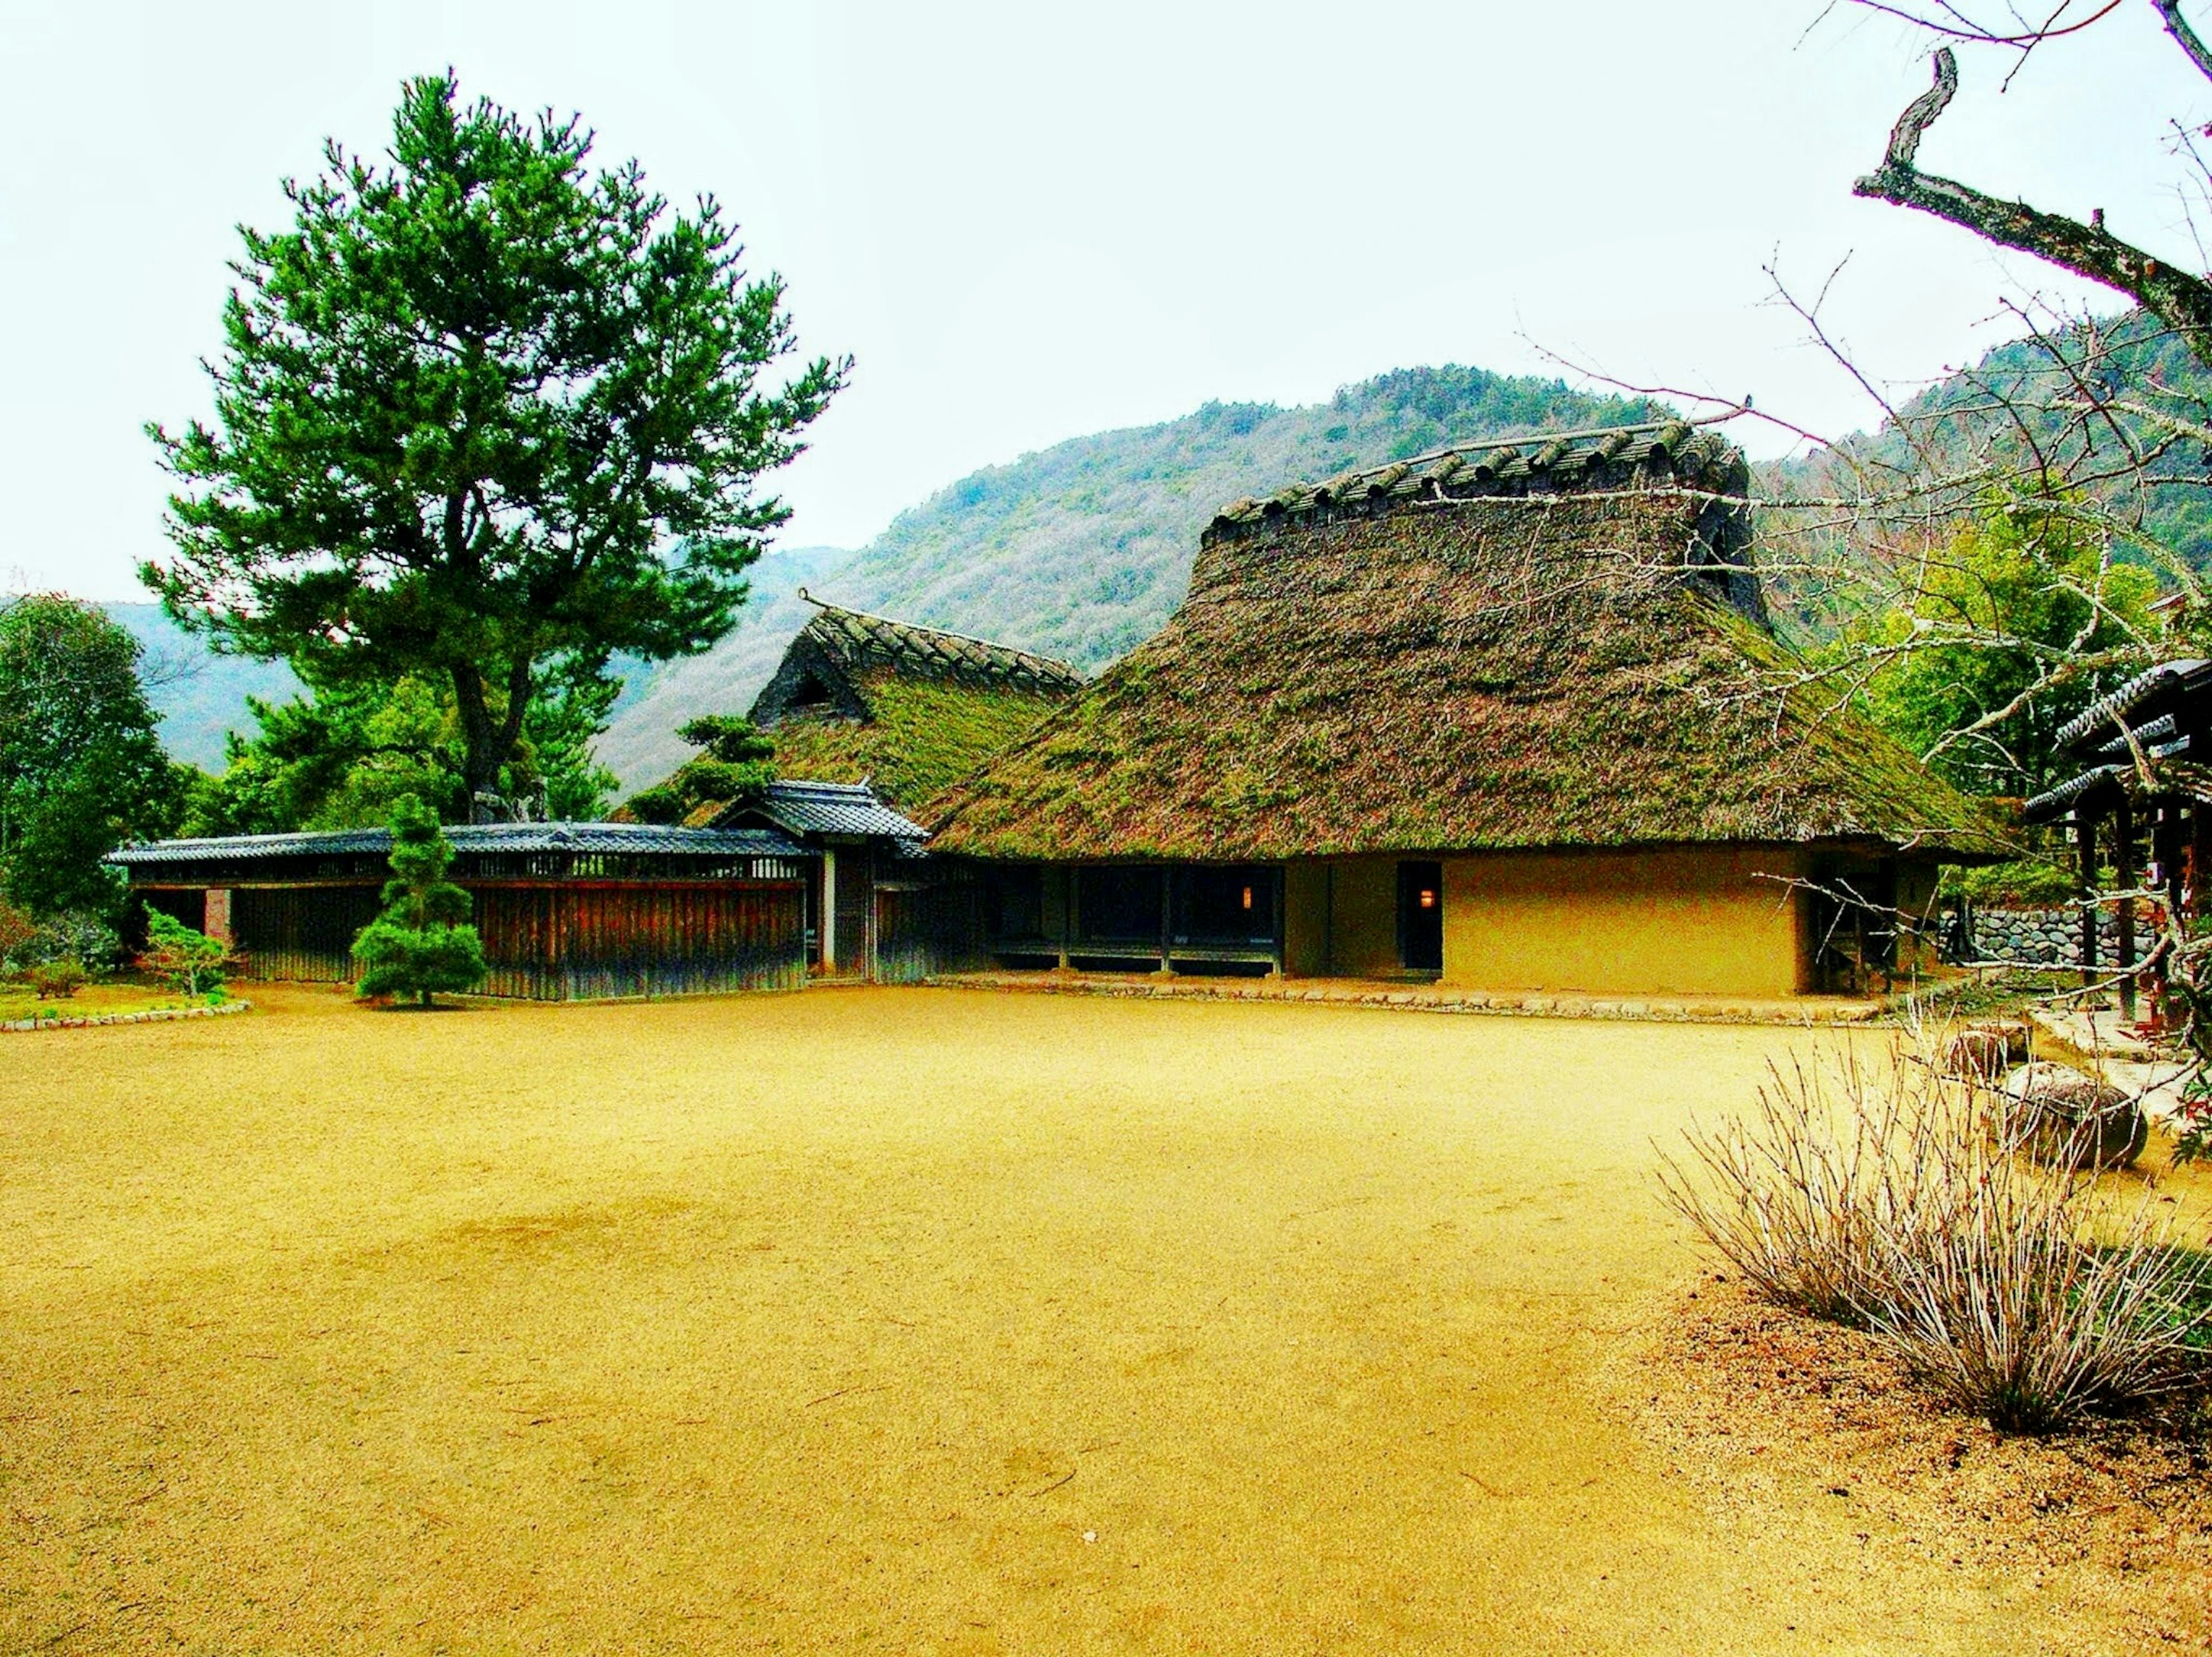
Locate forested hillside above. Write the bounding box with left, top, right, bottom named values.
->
left=1766, top=311, right=2212, bottom=566
left=596, top=366, right=1659, bottom=785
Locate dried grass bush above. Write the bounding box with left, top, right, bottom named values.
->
left=1658, top=1034, right=2212, bottom=1434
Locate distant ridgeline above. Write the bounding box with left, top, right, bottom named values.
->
left=592, top=365, right=1663, bottom=785
left=108, top=328, right=2209, bottom=792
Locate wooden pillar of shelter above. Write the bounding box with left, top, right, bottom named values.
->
left=2077, top=812, right=2099, bottom=989
left=1271, top=867, right=1286, bottom=979
left=2157, top=803, right=2184, bottom=1027
left=2115, top=796, right=2138, bottom=1023
left=1057, top=867, right=1074, bottom=971
left=820, top=848, right=838, bottom=973
left=2194, top=803, right=2211, bottom=928
left=1157, top=869, right=1173, bottom=977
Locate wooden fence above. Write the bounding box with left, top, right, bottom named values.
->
left=215, top=880, right=805, bottom=1001
left=474, top=882, right=805, bottom=1000
left=233, top=886, right=383, bottom=982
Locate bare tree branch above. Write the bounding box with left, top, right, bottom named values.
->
left=2155, top=0, right=2212, bottom=85
left=1857, top=49, right=2212, bottom=366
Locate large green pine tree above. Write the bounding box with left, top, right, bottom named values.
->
left=146, top=74, right=846, bottom=818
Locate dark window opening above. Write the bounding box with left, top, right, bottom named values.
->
left=1172, top=865, right=1278, bottom=947
left=1397, top=860, right=1444, bottom=973
left=984, top=867, right=1046, bottom=939
left=788, top=674, right=837, bottom=712
left=1076, top=867, right=1164, bottom=944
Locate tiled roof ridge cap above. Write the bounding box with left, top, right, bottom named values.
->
left=1205, top=418, right=1745, bottom=543
left=796, top=590, right=1083, bottom=681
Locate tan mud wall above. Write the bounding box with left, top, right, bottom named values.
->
left=1440, top=848, right=1808, bottom=997
left=1324, top=857, right=1402, bottom=978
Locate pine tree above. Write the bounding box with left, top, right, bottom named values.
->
left=622, top=715, right=777, bottom=824
left=350, top=796, right=487, bottom=1007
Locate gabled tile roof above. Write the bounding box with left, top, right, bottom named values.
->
left=794, top=598, right=1085, bottom=695
left=1203, top=419, right=1748, bottom=545
left=715, top=780, right=927, bottom=842
left=2054, top=658, right=2212, bottom=756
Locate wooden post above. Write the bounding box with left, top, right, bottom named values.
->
left=1158, top=867, right=1173, bottom=976
left=820, top=848, right=838, bottom=973
left=2077, top=811, right=2098, bottom=989
left=2158, top=802, right=2183, bottom=1027
left=2115, top=797, right=2137, bottom=1023
left=1059, top=866, right=1075, bottom=971
left=2195, top=804, right=2211, bottom=928
left=1271, top=866, right=1285, bottom=979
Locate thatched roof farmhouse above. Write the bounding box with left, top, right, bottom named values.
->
left=929, top=422, right=2010, bottom=997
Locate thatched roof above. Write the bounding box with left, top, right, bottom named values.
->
left=927, top=430, right=2013, bottom=864
left=745, top=600, right=1083, bottom=813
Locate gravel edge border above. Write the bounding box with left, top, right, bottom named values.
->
left=0, top=1000, right=253, bottom=1034
left=919, top=974, right=1893, bottom=1028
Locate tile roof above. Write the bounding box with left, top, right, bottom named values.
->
left=2023, top=765, right=2126, bottom=825
left=719, top=780, right=929, bottom=842
left=794, top=597, right=1085, bottom=695
left=106, top=822, right=806, bottom=865
left=2054, top=658, right=2212, bottom=755
left=1203, top=420, right=1749, bottom=544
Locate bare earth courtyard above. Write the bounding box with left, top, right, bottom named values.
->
left=1, top=987, right=2202, bottom=1654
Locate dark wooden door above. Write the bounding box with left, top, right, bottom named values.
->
left=834, top=846, right=870, bottom=977
left=1397, top=860, right=1444, bottom=973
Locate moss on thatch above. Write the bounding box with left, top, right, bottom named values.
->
left=650, top=602, right=1090, bottom=819
left=926, top=490, right=2015, bottom=862
left=762, top=671, right=1074, bottom=814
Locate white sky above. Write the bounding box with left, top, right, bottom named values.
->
left=2, top=1, right=2205, bottom=599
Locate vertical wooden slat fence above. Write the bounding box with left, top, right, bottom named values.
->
left=210, top=879, right=804, bottom=1001
left=472, top=882, right=806, bottom=1000
left=232, top=886, right=384, bottom=982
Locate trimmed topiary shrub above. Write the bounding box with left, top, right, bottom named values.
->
left=350, top=797, right=486, bottom=1008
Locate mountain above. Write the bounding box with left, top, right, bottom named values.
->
left=593, top=366, right=1661, bottom=786
left=104, top=604, right=300, bottom=771
left=591, top=544, right=855, bottom=792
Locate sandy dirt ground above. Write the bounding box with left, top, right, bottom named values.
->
left=2, top=983, right=2206, bottom=1654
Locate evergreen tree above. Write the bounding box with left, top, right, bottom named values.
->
left=146, top=74, right=846, bottom=817
left=350, top=796, right=487, bottom=1007
left=0, top=595, right=180, bottom=915
left=622, top=714, right=776, bottom=824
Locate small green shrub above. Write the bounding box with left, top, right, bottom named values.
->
left=138, top=910, right=231, bottom=998
left=12, top=910, right=123, bottom=974
left=350, top=797, right=486, bottom=1007
left=1947, top=858, right=2078, bottom=909
left=29, top=959, right=85, bottom=1000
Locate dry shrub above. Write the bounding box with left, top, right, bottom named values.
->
left=1658, top=1035, right=2212, bottom=1434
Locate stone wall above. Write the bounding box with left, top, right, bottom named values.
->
left=1968, top=906, right=2124, bottom=968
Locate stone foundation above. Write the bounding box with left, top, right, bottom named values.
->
left=1968, top=907, right=2124, bottom=969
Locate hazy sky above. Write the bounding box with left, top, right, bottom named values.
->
left=2, top=1, right=2203, bottom=599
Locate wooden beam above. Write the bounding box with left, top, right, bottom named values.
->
left=2115, top=797, right=2138, bottom=1024
left=2077, top=811, right=2099, bottom=989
